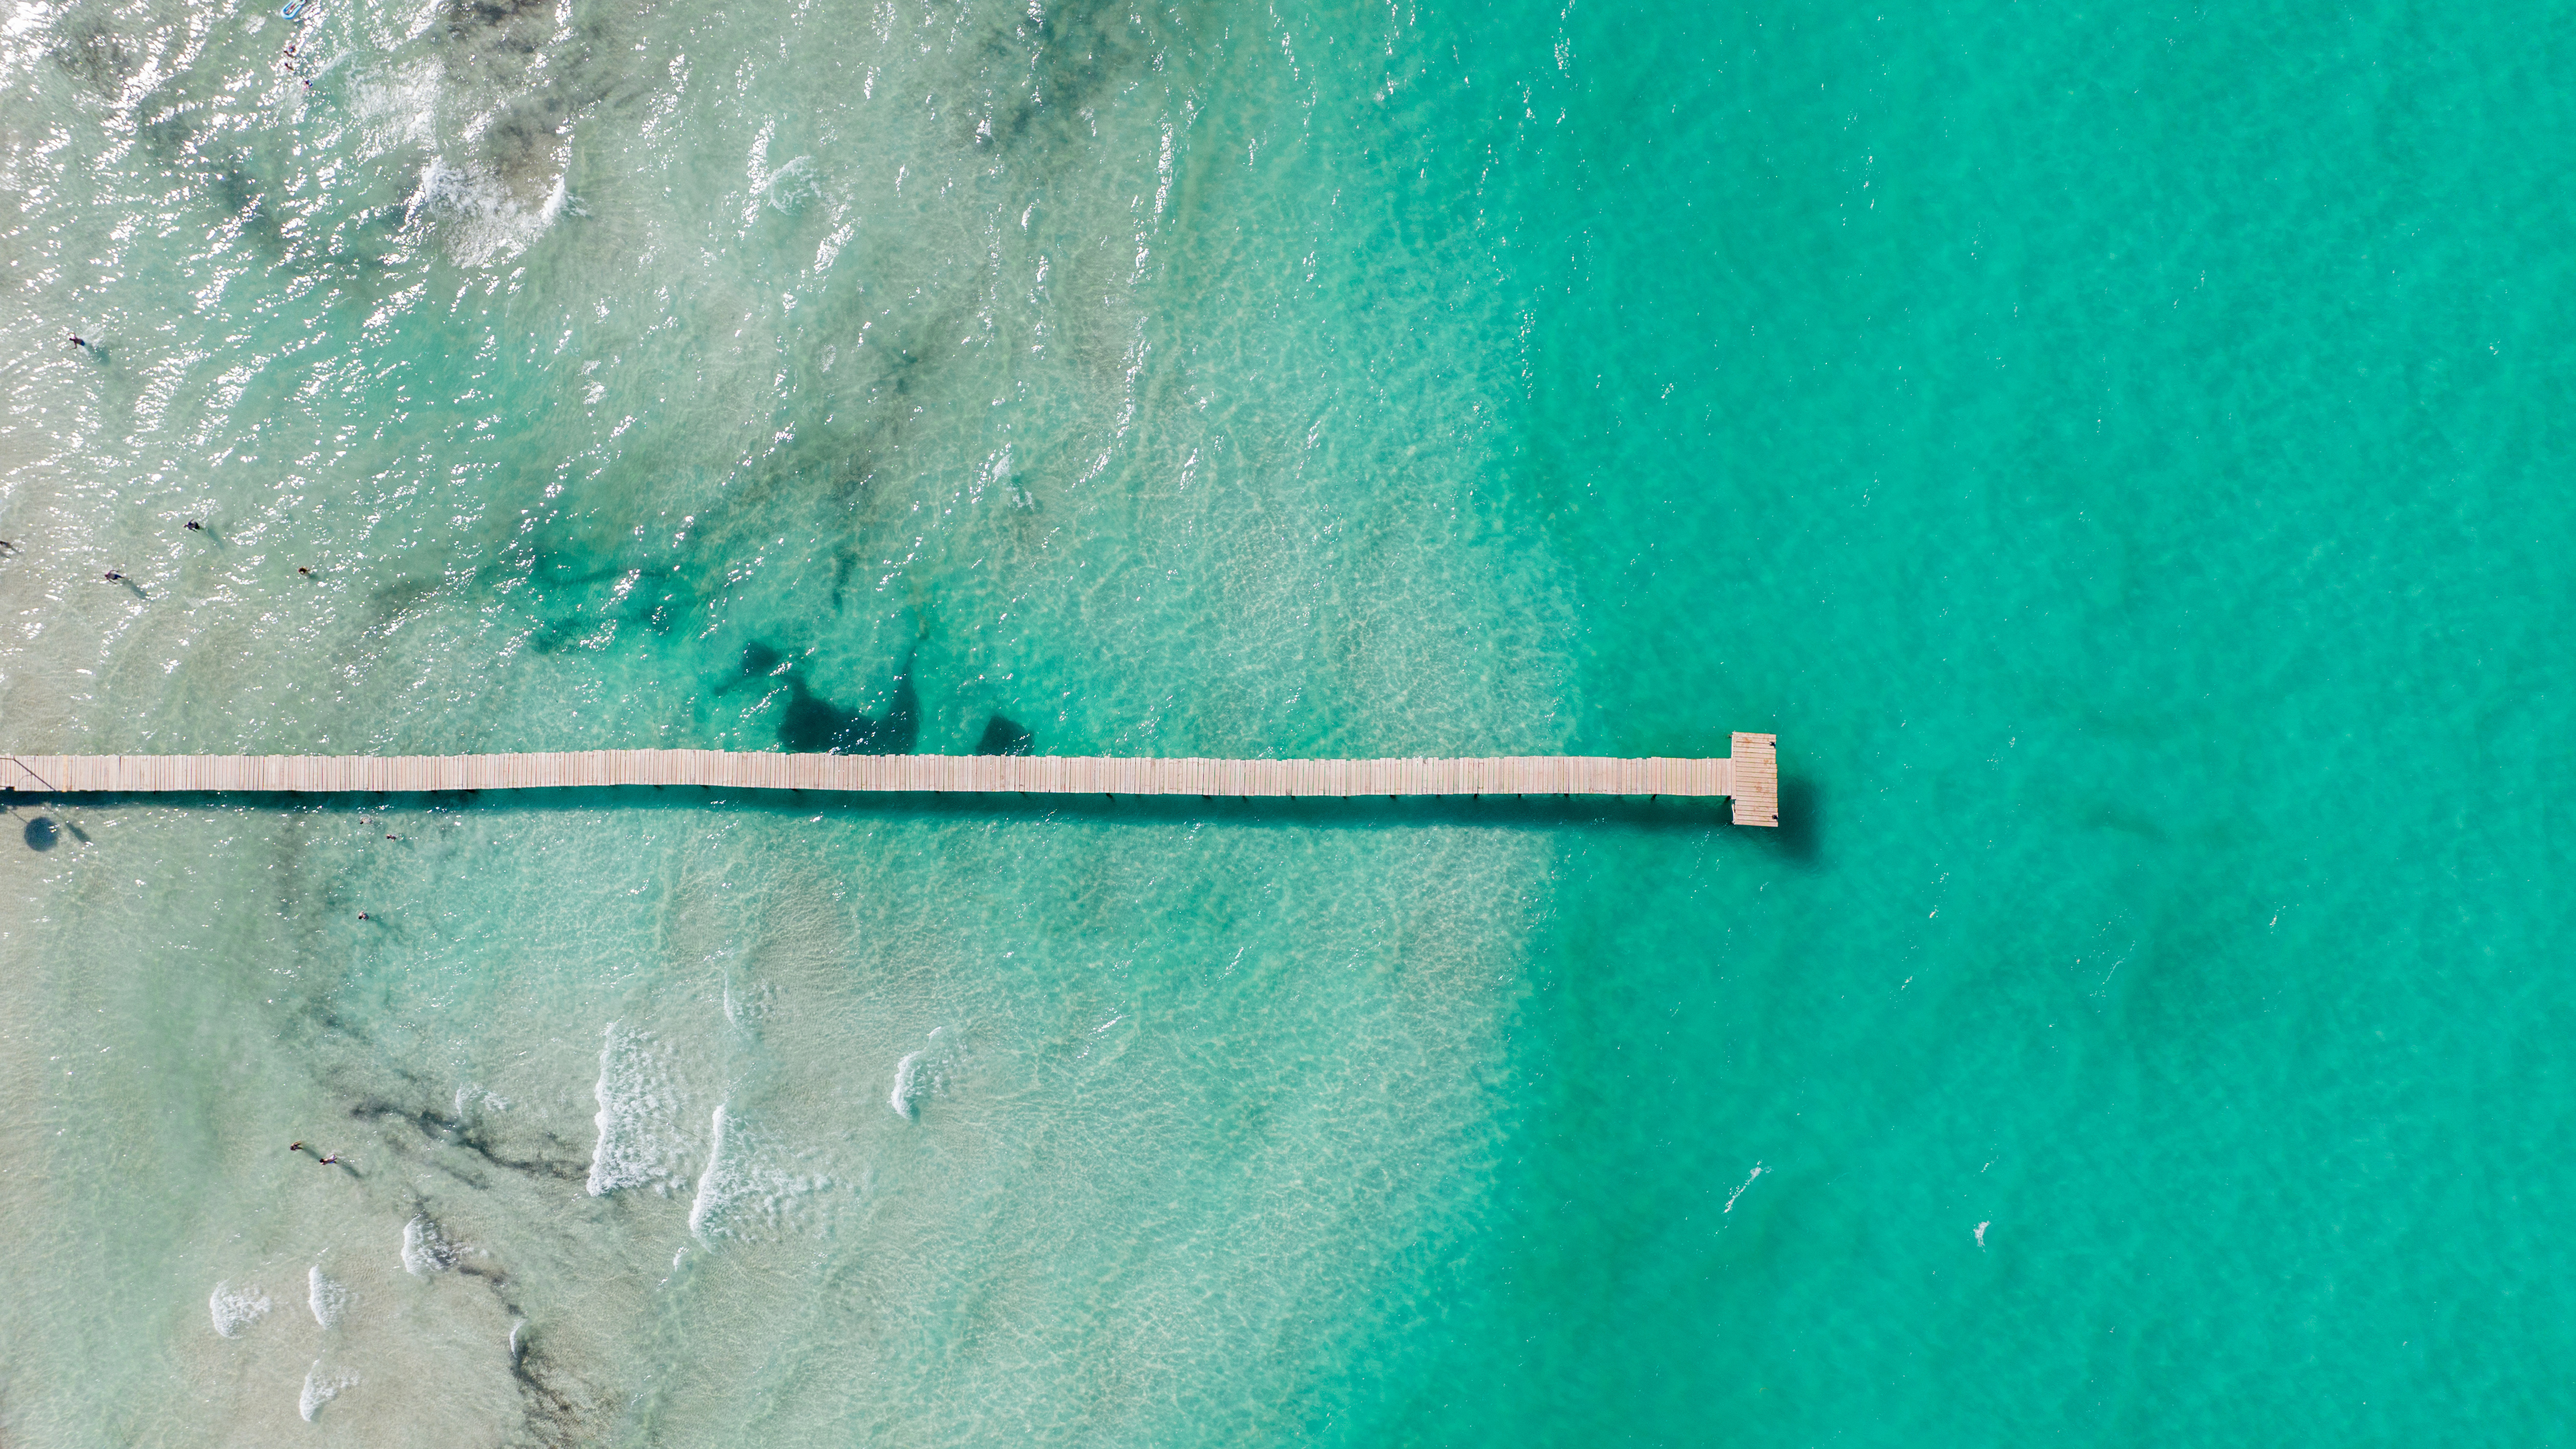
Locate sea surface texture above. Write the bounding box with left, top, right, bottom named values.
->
left=0, top=0, right=2565, bottom=1442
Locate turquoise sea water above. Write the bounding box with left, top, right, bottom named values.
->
left=2, top=0, right=2570, bottom=1441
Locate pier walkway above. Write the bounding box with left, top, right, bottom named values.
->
left=1, top=732, right=1780, bottom=827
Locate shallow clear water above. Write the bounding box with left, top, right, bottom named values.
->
left=1, top=0, right=2569, bottom=1441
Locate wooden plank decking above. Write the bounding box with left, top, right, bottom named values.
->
left=0, top=732, right=1782, bottom=826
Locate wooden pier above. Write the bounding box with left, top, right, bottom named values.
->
left=1, top=733, right=1781, bottom=826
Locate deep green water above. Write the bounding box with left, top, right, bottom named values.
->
left=1, top=0, right=2569, bottom=1442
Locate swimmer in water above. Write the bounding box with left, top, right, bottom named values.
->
left=297, top=566, right=312, bottom=576
left=289, top=1141, right=306, bottom=1152
left=102, top=570, right=123, bottom=582
left=185, top=520, right=203, bottom=531
left=67, top=335, right=86, bottom=348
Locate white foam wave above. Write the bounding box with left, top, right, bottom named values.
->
left=888, top=1053, right=924, bottom=1119
left=687, top=1104, right=730, bottom=1238
left=402, top=1215, right=460, bottom=1276
left=209, top=1282, right=270, bottom=1338
left=306, top=1265, right=349, bottom=1328
left=588, top=1021, right=691, bottom=1196
left=888, top=1026, right=949, bottom=1119
left=1723, top=1163, right=1766, bottom=1215
left=687, top=1104, right=832, bottom=1242
left=299, top=1360, right=357, bottom=1421
left=765, top=154, right=819, bottom=214
left=407, top=152, right=566, bottom=268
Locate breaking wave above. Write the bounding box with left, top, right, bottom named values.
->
left=306, top=1265, right=350, bottom=1328
left=687, top=1104, right=833, bottom=1243
left=299, top=1360, right=357, bottom=1422
left=209, top=1282, right=270, bottom=1338
left=589, top=1021, right=693, bottom=1195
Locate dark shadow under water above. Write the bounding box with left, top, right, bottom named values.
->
left=975, top=715, right=1035, bottom=756
left=741, top=643, right=918, bottom=754
left=1760, top=775, right=1822, bottom=867
left=6, top=783, right=1807, bottom=842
